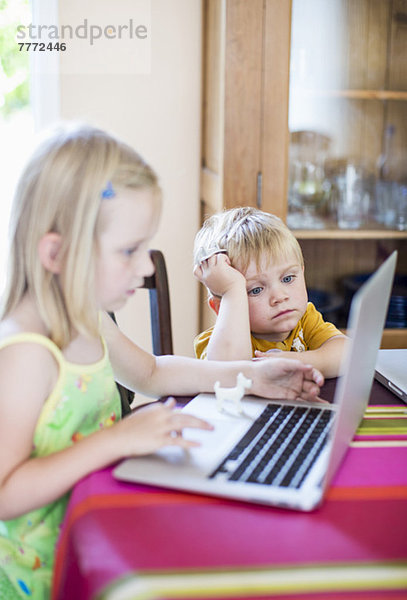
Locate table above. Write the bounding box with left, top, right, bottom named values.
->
left=52, top=381, right=407, bottom=600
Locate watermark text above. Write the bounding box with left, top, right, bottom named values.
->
left=16, top=19, right=148, bottom=46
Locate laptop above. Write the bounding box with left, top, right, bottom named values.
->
left=375, top=348, right=407, bottom=403
left=114, top=251, right=397, bottom=511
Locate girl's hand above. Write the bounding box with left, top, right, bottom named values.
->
left=193, top=253, right=246, bottom=297
left=252, top=358, right=325, bottom=403
left=115, top=398, right=214, bottom=456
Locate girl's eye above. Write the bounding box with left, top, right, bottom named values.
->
left=282, top=274, right=295, bottom=284
left=123, top=247, right=138, bottom=257
left=248, top=286, right=263, bottom=296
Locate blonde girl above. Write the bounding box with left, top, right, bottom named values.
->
left=0, top=124, right=323, bottom=599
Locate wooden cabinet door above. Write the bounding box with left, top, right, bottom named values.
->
left=202, top=0, right=291, bottom=220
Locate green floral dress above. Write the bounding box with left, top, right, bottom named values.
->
left=0, top=333, right=121, bottom=599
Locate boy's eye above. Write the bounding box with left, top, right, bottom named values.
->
left=282, top=275, right=295, bottom=284
left=248, top=286, right=263, bottom=296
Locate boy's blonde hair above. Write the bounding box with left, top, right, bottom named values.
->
left=194, top=207, right=303, bottom=275
left=1, top=123, right=159, bottom=348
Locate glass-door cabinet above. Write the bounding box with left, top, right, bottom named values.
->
left=286, top=0, right=407, bottom=336
left=288, top=0, right=407, bottom=234
left=201, top=0, right=407, bottom=345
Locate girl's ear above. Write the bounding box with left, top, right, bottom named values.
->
left=208, top=296, right=220, bottom=316
left=38, top=233, right=63, bottom=274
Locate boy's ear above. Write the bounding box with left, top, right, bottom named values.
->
left=208, top=296, right=220, bottom=315
left=38, top=232, right=63, bottom=274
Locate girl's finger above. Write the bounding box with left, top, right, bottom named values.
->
left=169, top=436, right=201, bottom=448
left=164, top=397, right=176, bottom=409
left=172, top=413, right=214, bottom=431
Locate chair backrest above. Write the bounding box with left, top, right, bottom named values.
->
left=111, top=249, right=173, bottom=415
left=143, top=249, right=174, bottom=356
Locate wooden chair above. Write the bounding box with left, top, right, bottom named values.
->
left=143, top=249, right=174, bottom=356
left=111, top=249, right=174, bottom=414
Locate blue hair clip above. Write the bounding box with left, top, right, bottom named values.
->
left=101, top=181, right=115, bottom=199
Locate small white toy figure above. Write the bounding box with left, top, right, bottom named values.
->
left=214, top=372, right=253, bottom=414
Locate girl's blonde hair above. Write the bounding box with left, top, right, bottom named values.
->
left=1, top=123, right=159, bottom=348
left=194, top=207, right=304, bottom=275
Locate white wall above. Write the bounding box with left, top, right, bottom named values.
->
left=58, top=0, right=202, bottom=377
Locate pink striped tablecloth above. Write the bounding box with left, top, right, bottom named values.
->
left=52, top=404, right=407, bottom=600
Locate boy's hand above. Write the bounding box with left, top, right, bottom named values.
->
left=193, top=253, right=246, bottom=297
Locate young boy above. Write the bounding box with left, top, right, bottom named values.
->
left=193, top=207, right=346, bottom=378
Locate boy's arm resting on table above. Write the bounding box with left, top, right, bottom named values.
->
left=102, top=312, right=324, bottom=404
left=255, top=335, right=347, bottom=379
left=193, top=254, right=253, bottom=361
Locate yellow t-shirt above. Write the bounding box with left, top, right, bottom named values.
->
left=194, top=302, right=342, bottom=359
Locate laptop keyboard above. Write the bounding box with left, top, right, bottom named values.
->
left=210, top=404, right=334, bottom=489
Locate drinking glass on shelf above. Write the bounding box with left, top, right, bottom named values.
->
left=287, top=160, right=330, bottom=229
left=287, top=130, right=331, bottom=230
left=333, top=164, right=370, bottom=229
left=395, top=184, right=407, bottom=231
left=375, top=180, right=398, bottom=227
left=375, top=181, right=407, bottom=231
